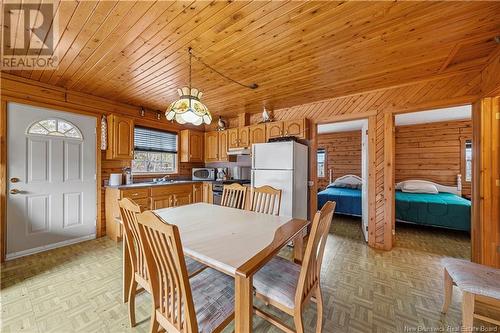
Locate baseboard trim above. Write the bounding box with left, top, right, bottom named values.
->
left=6, top=234, right=96, bottom=261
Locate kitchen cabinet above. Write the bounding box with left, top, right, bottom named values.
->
left=218, top=130, right=228, bottom=161
left=180, top=129, right=204, bottom=162
left=284, top=119, right=307, bottom=139
left=204, top=131, right=219, bottom=162
left=266, top=122, right=284, bottom=140
left=249, top=124, right=267, bottom=144
left=192, top=182, right=203, bottom=203
left=228, top=128, right=239, bottom=149
left=106, top=114, right=134, bottom=160
left=266, top=119, right=308, bottom=140
left=105, top=182, right=200, bottom=241
left=228, top=126, right=250, bottom=149
left=239, top=126, right=250, bottom=147
left=151, top=195, right=174, bottom=210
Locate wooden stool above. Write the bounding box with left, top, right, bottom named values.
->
left=441, top=258, right=500, bottom=332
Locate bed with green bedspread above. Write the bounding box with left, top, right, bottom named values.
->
left=395, top=190, right=471, bottom=232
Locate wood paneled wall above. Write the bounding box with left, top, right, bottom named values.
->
left=0, top=69, right=486, bottom=255
left=472, top=97, right=500, bottom=268
left=0, top=74, right=202, bottom=246
left=317, top=131, right=361, bottom=190
left=218, top=71, right=481, bottom=250
left=395, top=120, right=472, bottom=196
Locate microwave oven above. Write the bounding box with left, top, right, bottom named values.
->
left=192, top=168, right=216, bottom=181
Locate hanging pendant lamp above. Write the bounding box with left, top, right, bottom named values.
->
left=166, top=48, right=212, bottom=126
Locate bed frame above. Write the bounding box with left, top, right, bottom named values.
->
left=395, top=174, right=462, bottom=196
left=330, top=174, right=363, bottom=186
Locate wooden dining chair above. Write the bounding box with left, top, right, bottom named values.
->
left=249, top=185, right=282, bottom=216
left=252, top=201, right=336, bottom=333
left=118, top=198, right=206, bottom=328
left=221, top=183, right=247, bottom=209
left=135, top=210, right=235, bottom=333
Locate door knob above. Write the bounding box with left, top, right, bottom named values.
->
left=10, top=189, right=20, bottom=194
left=10, top=177, right=20, bottom=183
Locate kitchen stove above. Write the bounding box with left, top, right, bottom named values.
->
left=212, top=179, right=251, bottom=205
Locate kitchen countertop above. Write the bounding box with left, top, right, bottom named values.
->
left=106, top=180, right=205, bottom=189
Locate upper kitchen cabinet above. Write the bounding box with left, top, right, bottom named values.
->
left=180, top=129, right=204, bottom=163
left=218, top=130, right=229, bottom=161
left=205, top=130, right=229, bottom=162
left=106, top=114, right=134, bottom=160
left=238, top=126, right=250, bottom=147
left=284, top=119, right=308, bottom=139
left=266, top=121, right=284, bottom=140
left=266, top=119, right=308, bottom=140
left=249, top=124, right=266, bottom=144
left=228, top=128, right=239, bottom=149
left=204, top=131, right=219, bottom=162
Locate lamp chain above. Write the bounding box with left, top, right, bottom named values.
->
left=188, top=47, right=258, bottom=90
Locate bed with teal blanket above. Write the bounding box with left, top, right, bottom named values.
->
left=317, top=187, right=471, bottom=231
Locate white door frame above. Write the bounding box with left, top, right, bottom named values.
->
left=4, top=101, right=99, bottom=260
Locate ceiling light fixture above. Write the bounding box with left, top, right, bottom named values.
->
left=166, top=47, right=259, bottom=126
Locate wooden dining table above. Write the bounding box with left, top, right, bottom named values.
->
left=121, top=202, right=309, bottom=333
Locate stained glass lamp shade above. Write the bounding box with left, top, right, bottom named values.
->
left=166, top=86, right=212, bottom=126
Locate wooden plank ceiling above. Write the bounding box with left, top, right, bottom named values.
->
left=4, top=1, right=500, bottom=117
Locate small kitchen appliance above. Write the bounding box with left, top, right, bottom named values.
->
left=192, top=168, right=215, bottom=181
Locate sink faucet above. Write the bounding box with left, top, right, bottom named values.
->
left=160, top=175, right=171, bottom=182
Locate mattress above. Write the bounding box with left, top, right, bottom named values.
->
left=317, top=187, right=362, bottom=216
left=395, top=190, right=471, bottom=231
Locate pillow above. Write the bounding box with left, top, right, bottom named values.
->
left=401, top=181, right=438, bottom=194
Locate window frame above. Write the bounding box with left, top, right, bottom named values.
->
left=132, top=126, right=179, bottom=175
left=460, top=136, right=472, bottom=184
left=317, top=148, right=326, bottom=179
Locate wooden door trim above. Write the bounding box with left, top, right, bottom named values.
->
left=312, top=116, right=378, bottom=248
left=0, top=97, right=102, bottom=262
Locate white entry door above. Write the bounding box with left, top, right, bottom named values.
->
left=361, top=120, right=369, bottom=242
left=6, top=102, right=97, bottom=260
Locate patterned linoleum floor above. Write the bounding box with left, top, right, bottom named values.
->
left=1, top=216, right=498, bottom=333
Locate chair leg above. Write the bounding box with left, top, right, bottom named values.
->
left=315, top=288, right=324, bottom=333
left=128, top=279, right=138, bottom=327
left=294, top=310, right=305, bottom=333
left=442, top=268, right=453, bottom=314
left=149, top=307, right=159, bottom=333
left=461, top=292, right=475, bottom=332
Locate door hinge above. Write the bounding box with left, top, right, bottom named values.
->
left=497, top=245, right=500, bottom=254
left=496, top=112, right=499, bottom=120
left=365, top=225, right=368, bottom=231
left=392, top=229, right=396, bottom=235
left=496, top=179, right=500, bottom=187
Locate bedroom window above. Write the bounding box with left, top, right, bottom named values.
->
left=132, top=126, right=178, bottom=174
left=464, top=140, right=472, bottom=182
left=317, top=148, right=326, bottom=178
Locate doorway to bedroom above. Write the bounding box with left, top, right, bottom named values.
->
left=393, top=105, right=472, bottom=259
left=316, top=119, right=371, bottom=243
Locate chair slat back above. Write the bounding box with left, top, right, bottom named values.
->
left=119, top=198, right=148, bottom=281
left=221, top=183, right=247, bottom=209
left=136, top=211, right=197, bottom=333
left=249, top=185, right=282, bottom=216
left=295, top=201, right=335, bottom=306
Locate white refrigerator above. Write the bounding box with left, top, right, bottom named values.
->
left=251, top=141, right=308, bottom=219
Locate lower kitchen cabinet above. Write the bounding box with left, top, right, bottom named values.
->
left=105, top=182, right=204, bottom=241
